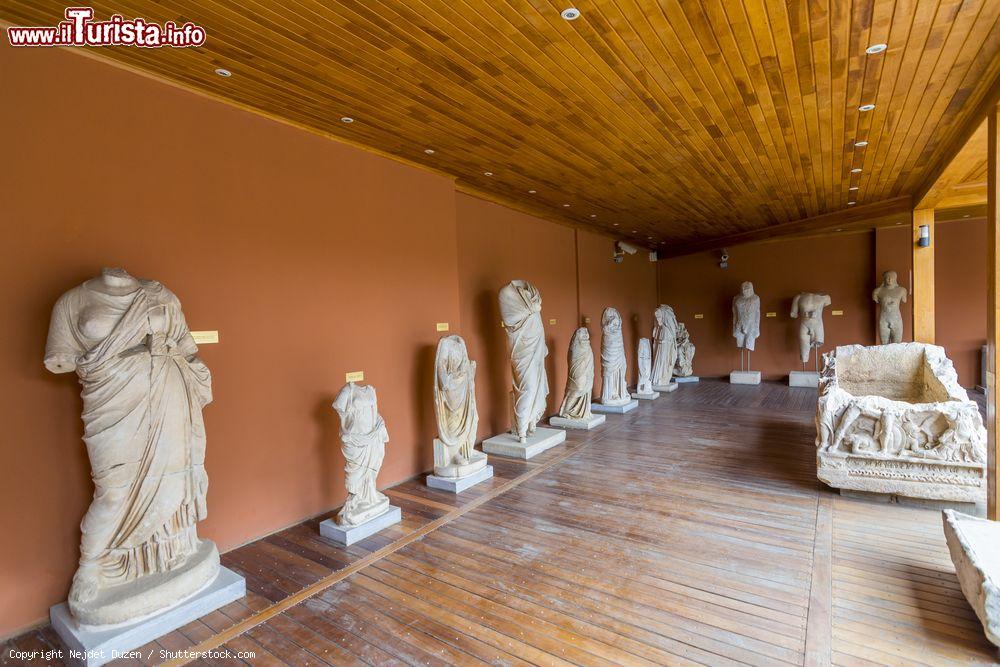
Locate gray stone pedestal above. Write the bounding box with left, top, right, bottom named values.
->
left=631, top=391, right=659, bottom=400
left=652, top=383, right=678, bottom=393
left=549, top=414, right=605, bottom=430
left=591, top=399, right=639, bottom=414
left=426, top=465, right=493, bottom=493
left=483, top=427, right=566, bottom=460
left=730, top=371, right=761, bottom=385
left=674, top=376, right=699, bottom=383
left=789, top=370, right=819, bottom=388
left=50, top=568, right=246, bottom=667
left=320, top=505, right=401, bottom=546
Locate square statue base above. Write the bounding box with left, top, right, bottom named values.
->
left=483, top=427, right=566, bottom=460
left=652, top=383, right=678, bottom=393
left=631, top=391, right=660, bottom=400
left=674, top=376, right=699, bottom=383
left=426, top=465, right=493, bottom=493
left=50, top=567, right=246, bottom=667
left=730, top=371, right=761, bottom=385
left=320, top=505, right=401, bottom=546
left=549, top=414, right=606, bottom=430
left=591, top=399, right=639, bottom=414
left=789, top=370, right=820, bottom=388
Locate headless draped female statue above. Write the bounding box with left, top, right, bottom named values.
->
left=873, top=270, right=907, bottom=344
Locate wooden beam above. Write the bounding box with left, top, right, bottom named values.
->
left=657, top=196, right=912, bottom=259
left=988, top=105, right=1000, bottom=520
left=911, top=209, right=935, bottom=343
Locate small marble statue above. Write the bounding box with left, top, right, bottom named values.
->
left=791, top=292, right=832, bottom=364
left=332, top=382, right=391, bottom=527
left=651, top=304, right=679, bottom=387
left=499, top=280, right=549, bottom=442
left=636, top=338, right=654, bottom=394
left=873, top=270, right=908, bottom=344
left=558, top=327, right=595, bottom=420
left=732, top=282, right=760, bottom=351
left=674, top=322, right=696, bottom=377
left=600, top=307, right=630, bottom=405
left=44, top=268, right=217, bottom=626
left=432, top=335, right=487, bottom=478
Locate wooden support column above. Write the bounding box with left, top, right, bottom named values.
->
left=988, top=106, right=1000, bottom=520
left=912, top=208, right=935, bottom=343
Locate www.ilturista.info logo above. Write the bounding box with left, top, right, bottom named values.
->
left=7, top=7, right=206, bottom=48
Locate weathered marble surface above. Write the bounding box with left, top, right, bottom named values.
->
left=635, top=338, right=654, bottom=395
left=432, top=335, right=487, bottom=479
left=599, top=307, right=630, bottom=406
left=791, top=292, right=831, bottom=363
left=483, top=427, right=566, bottom=460
left=943, top=510, right=1000, bottom=648
left=732, top=282, right=760, bottom=351
left=499, top=280, right=549, bottom=442
left=873, top=270, right=908, bottom=344
left=558, top=327, right=595, bottom=421
left=816, top=343, right=986, bottom=502
left=332, top=382, right=391, bottom=527
left=651, top=305, right=678, bottom=387
left=674, top=322, right=695, bottom=377
left=44, top=268, right=218, bottom=627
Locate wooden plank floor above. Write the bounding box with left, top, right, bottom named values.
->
left=3, top=380, right=997, bottom=666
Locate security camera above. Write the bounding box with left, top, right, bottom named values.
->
left=719, top=248, right=729, bottom=269
left=617, top=241, right=639, bottom=255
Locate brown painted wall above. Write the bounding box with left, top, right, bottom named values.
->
left=936, top=218, right=987, bottom=387
left=0, top=44, right=657, bottom=637
left=657, top=234, right=877, bottom=380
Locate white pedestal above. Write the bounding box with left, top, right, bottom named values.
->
left=652, top=383, right=678, bottom=393
left=674, top=376, right=700, bottom=383
left=730, top=371, right=761, bottom=385
left=320, top=505, right=401, bottom=546
left=483, top=427, right=566, bottom=460
left=943, top=510, right=1000, bottom=647
left=50, top=567, right=246, bottom=667
left=549, top=414, right=606, bottom=430
left=789, top=370, right=819, bottom=388
left=591, top=399, right=639, bottom=414
left=631, top=391, right=660, bottom=400
left=426, top=465, right=493, bottom=493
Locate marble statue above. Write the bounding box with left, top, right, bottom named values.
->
left=600, top=307, right=630, bottom=405
left=791, top=292, right=832, bottom=365
left=873, top=270, right=907, bottom=344
left=651, top=304, right=679, bottom=390
left=499, top=280, right=549, bottom=442
left=432, top=335, right=487, bottom=478
left=732, top=282, right=760, bottom=351
left=332, top=382, right=391, bottom=527
left=816, top=343, right=986, bottom=502
left=635, top=338, right=654, bottom=394
left=558, top=327, right=595, bottom=420
left=674, top=322, right=695, bottom=377
left=44, top=268, right=218, bottom=627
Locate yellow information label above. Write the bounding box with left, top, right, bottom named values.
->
left=190, top=331, right=219, bottom=344
left=832, top=310, right=844, bottom=316
left=345, top=371, right=365, bottom=383
left=436, top=322, right=450, bottom=332
left=766, top=312, right=777, bottom=318
left=548, top=318, right=557, bottom=325
left=693, top=314, right=704, bottom=319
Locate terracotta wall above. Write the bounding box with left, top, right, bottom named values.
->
left=0, top=44, right=657, bottom=637
left=657, top=233, right=877, bottom=380
left=936, top=218, right=987, bottom=387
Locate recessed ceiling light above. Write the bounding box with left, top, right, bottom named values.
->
left=528, top=189, right=537, bottom=194
left=859, top=104, right=876, bottom=112
left=964, top=214, right=971, bottom=218
left=851, top=167, right=863, bottom=173
left=484, top=171, right=493, bottom=176
left=424, top=148, right=435, bottom=154
left=848, top=201, right=856, bottom=205
left=340, top=116, right=354, bottom=123
left=561, top=7, right=581, bottom=20
left=854, top=140, right=869, bottom=147
left=613, top=223, right=619, bottom=226
left=836, top=228, right=844, bottom=232
left=590, top=214, right=597, bottom=218
left=866, top=43, right=888, bottom=54
left=895, top=222, right=903, bottom=225
left=214, top=68, right=232, bottom=77
left=563, top=203, right=570, bottom=207
left=849, top=186, right=859, bottom=191
left=632, top=229, right=637, bottom=233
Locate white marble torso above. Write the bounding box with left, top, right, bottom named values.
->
left=559, top=327, right=595, bottom=420
left=732, top=282, right=760, bottom=351
left=600, top=307, right=630, bottom=406
left=332, top=383, right=391, bottom=526
left=499, top=280, right=550, bottom=442
left=651, top=305, right=678, bottom=386
left=432, top=335, right=487, bottom=478
left=791, top=292, right=831, bottom=363
left=636, top=338, right=653, bottom=394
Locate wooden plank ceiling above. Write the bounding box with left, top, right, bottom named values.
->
left=4, top=0, right=1000, bottom=251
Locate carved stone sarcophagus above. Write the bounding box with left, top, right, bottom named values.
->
left=816, top=343, right=986, bottom=502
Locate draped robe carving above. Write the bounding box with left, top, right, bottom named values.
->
left=433, top=335, right=486, bottom=478
left=558, top=328, right=595, bottom=420
left=651, top=305, right=679, bottom=387
left=498, top=281, right=549, bottom=441
left=332, top=383, right=391, bottom=527
left=600, top=307, right=630, bottom=405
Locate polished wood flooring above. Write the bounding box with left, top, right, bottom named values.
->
left=4, top=380, right=996, bottom=666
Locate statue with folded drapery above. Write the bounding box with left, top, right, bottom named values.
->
left=498, top=280, right=549, bottom=443
left=558, top=327, right=595, bottom=420
left=432, top=335, right=487, bottom=478
left=600, top=307, right=630, bottom=405
left=44, top=267, right=217, bottom=626
left=652, top=304, right=679, bottom=391
left=635, top=338, right=655, bottom=395
left=332, top=382, right=391, bottom=527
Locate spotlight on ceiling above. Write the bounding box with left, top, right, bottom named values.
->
left=859, top=104, right=876, bottom=112
left=214, top=68, right=232, bottom=77
left=340, top=116, right=354, bottom=123
left=424, top=148, right=435, bottom=154
left=854, top=140, right=869, bottom=147
left=848, top=201, right=856, bottom=206
left=851, top=168, right=863, bottom=173
left=484, top=171, right=493, bottom=176
left=849, top=186, right=859, bottom=191
left=563, top=203, right=571, bottom=207
left=561, top=7, right=581, bottom=20
left=528, top=189, right=537, bottom=194
left=866, top=43, right=888, bottom=54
